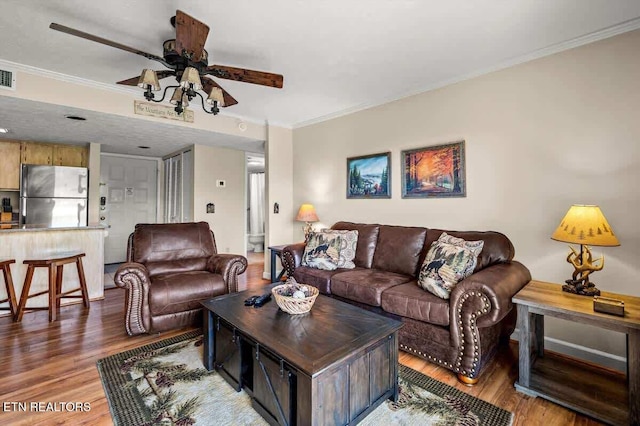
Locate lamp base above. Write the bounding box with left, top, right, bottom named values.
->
left=562, top=279, right=601, bottom=296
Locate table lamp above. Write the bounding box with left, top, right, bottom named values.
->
left=551, top=204, right=620, bottom=296
left=296, top=204, right=319, bottom=239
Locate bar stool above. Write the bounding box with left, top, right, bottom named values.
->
left=15, top=253, right=90, bottom=322
left=0, top=259, right=17, bottom=319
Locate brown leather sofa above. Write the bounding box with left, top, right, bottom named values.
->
left=281, top=221, right=531, bottom=384
left=114, top=222, right=248, bottom=335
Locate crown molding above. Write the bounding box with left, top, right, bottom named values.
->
left=292, top=17, right=640, bottom=129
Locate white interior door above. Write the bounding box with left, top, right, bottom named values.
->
left=101, top=155, right=158, bottom=264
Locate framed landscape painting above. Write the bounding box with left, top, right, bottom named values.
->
left=346, top=152, right=391, bottom=199
left=401, top=141, right=466, bottom=198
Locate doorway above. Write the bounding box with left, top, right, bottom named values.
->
left=100, top=154, right=159, bottom=264
left=246, top=154, right=265, bottom=256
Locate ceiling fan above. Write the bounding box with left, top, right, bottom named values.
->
left=49, top=10, right=283, bottom=115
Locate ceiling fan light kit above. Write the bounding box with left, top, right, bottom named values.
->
left=49, top=10, right=283, bottom=117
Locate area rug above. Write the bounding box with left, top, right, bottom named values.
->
left=97, top=331, right=513, bottom=426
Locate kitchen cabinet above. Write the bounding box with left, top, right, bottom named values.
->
left=21, top=142, right=53, bottom=165
left=53, top=144, right=87, bottom=167
left=0, top=141, right=21, bottom=189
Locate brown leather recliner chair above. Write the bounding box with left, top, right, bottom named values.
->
left=114, top=222, right=247, bottom=335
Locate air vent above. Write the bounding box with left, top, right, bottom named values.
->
left=0, top=69, right=16, bottom=90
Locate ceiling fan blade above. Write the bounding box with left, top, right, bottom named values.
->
left=205, top=65, right=283, bottom=88
left=116, top=70, right=175, bottom=86
left=202, top=77, right=238, bottom=107
left=174, top=10, right=209, bottom=63
left=49, top=23, right=171, bottom=68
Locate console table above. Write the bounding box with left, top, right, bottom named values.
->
left=513, top=280, right=639, bottom=426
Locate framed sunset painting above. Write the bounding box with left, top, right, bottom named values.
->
left=401, top=141, right=466, bottom=198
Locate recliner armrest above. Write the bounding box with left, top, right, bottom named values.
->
left=206, top=254, right=248, bottom=294
left=114, top=262, right=152, bottom=335
left=281, top=243, right=306, bottom=277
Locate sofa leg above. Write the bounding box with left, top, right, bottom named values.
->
left=457, top=373, right=479, bottom=386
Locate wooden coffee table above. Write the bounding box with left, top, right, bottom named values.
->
left=202, top=284, right=403, bottom=426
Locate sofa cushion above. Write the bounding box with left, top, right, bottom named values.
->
left=292, top=266, right=350, bottom=294
left=149, top=271, right=226, bottom=316
left=425, top=229, right=514, bottom=271
left=381, top=281, right=450, bottom=326
left=330, top=269, right=413, bottom=307
left=418, top=232, right=484, bottom=299
left=301, top=231, right=341, bottom=270
left=371, top=225, right=427, bottom=276
left=320, top=229, right=358, bottom=269
left=331, top=222, right=380, bottom=268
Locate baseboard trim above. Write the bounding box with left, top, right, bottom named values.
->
left=262, top=271, right=271, bottom=280
left=511, top=328, right=626, bottom=373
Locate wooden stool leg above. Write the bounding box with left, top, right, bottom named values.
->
left=48, top=264, right=57, bottom=322
left=55, top=264, right=64, bottom=312
left=76, top=257, right=90, bottom=308
left=2, top=265, right=18, bottom=319
left=15, top=265, right=35, bottom=322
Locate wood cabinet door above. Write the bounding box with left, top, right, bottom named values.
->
left=0, top=141, right=21, bottom=189
left=53, top=144, right=87, bottom=167
left=21, top=142, right=53, bottom=165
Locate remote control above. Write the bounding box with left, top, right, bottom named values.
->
left=244, top=295, right=260, bottom=306
left=253, top=292, right=272, bottom=308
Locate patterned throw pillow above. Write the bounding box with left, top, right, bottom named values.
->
left=301, top=231, right=342, bottom=270
left=320, top=229, right=358, bottom=269
left=417, top=232, right=484, bottom=299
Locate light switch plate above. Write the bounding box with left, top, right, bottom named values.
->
left=216, top=180, right=226, bottom=188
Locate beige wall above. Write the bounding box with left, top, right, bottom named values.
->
left=192, top=145, right=247, bottom=255
left=292, top=29, right=640, bottom=368
left=264, top=125, right=295, bottom=278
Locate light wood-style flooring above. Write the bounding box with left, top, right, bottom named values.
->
left=0, top=253, right=605, bottom=425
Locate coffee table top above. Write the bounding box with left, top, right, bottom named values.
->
left=202, top=284, right=403, bottom=377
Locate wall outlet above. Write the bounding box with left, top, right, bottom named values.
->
left=216, top=180, right=226, bottom=188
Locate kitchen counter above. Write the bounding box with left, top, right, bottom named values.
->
left=0, top=226, right=107, bottom=316
left=0, top=224, right=106, bottom=232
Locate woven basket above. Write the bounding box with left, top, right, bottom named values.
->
left=272, top=284, right=319, bottom=315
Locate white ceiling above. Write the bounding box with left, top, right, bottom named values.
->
left=1, top=1, right=640, bottom=156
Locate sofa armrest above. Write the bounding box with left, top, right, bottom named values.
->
left=206, top=254, right=248, bottom=294
left=448, top=261, right=530, bottom=378
left=281, top=243, right=306, bottom=277
left=114, top=262, right=152, bottom=336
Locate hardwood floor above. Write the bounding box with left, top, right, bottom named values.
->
left=0, top=255, right=604, bottom=425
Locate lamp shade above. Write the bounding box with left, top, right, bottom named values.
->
left=179, top=67, right=203, bottom=91
left=206, top=86, right=225, bottom=106
left=169, top=88, right=189, bottom=107
left=296, top=204, right=319, bottom=222
left=137, top=69, right=160, bottom=91
left=551, top=204, right=619, bottom=246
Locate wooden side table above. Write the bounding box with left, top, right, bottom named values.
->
left=513, top=280, right=639, bottom=426
left=268, top=244, right=290, bottom=283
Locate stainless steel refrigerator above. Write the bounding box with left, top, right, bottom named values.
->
left=20, top=164, right=88, bottom=227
